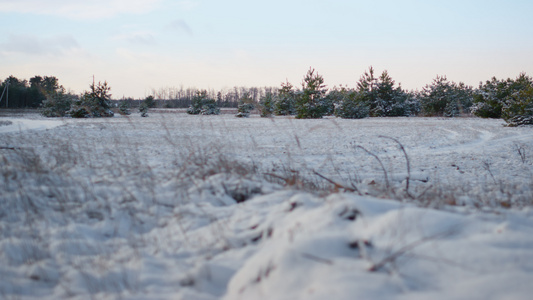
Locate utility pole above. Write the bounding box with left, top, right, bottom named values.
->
left=0, top=79, right=8, bottom=108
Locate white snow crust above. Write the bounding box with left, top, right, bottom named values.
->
left=0, top=112, right=532, bottom=299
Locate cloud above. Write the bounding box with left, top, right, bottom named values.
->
left=167, top=19, right=193, bottom=37
left=0, top=34, right=80, bottom=56
left=0, top=0, right=163, bottom=19
left=113, top=31, right=157, bottom=45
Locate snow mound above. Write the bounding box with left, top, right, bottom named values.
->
left=223, top=193, right=533, bottom=300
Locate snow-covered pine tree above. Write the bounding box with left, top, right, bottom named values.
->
left=356, top=66, right=378, bottom=113
left=187, top=90, right=220, bottom=115
left=332, top=87, right=370, bottom=119
left=420, top=76, right=473, bottom=117
left=357, top=66, right=378, bottom=96
left=472, top=73, right=533, bottom=119
left=144, top=95, right=156, bottom=108
left=390, top=90, right=420, bottom=117
left=139, top=102, right=149, bottom=117
left=236, top=92, right=255, bottom=117
left=274, top=80, right=296, bottom=116
left=258, top=91, right=275, bottom=117
left=41, top=90, right=74, bottom=117
left=501, top=74, right=533, bottom=126
left=295, top=68, right=329, bottom=119
left=446, top=82, right=473, bottom=116
left=356, top=67, right=416, bottom=117
left=472, top=77, right=506, bottom=118
left=138, top=95, right=155, bottom=117
left=118, top=100, right=131, bottom=115
left=69, top=81, right=114, bottom=118
left=502, top=86, right=533, bottom=126
left=420, top=76, right=450, bottom=116
left=373, top=70, right=396, bottom=116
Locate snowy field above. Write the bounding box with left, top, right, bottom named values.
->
left=1, top=111, right=533, bottom=299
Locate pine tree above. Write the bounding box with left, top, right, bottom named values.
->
left=471, top=77, right=506, bottom=118
left=118, top=100, right=131, bottom=115
left=295, top=68, right=328, bottom=119
left=420, top=76, right=473, bottom=117
left=144, top=95, right=156, bottom=108
left=274, top=80, right=296, bottom=115
left=41, top=90, right=74, bottom=117
left=372, top=70, right=396, bottom=116
left=472, top=73, right=533, bottom=119
left=332, top=87, right=370, bottom=119
left=357, top=66, right=377, bottom=95
left=236, top=92, right=255, bottom=117
left=187, top=90, right=220, bottom=115
left=356, top=67, right=415, bottom=117
left=258, top=91, right=275, bottom=117
left=502, top=86, right=533, bottom=126
left=356, top=67, right=379, bottom=116
left=139, top=102, right=149, bottom=117
left=138, top=95, right=155, bottom=117
left=69, top=81, right=114, bottom=118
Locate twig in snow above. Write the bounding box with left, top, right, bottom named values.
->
left=0, top=146, right=20, bottom=150
left=313, top=170, right=361, bottom=195
left=300, top=252, right=334, bottom=265
left=379, top=136, right=414, bottom=199
left=355, top=144, right=390, bottom=190
left=368, top=226, right=459, bottom=272
left=514, top=143, right=527, bottom=163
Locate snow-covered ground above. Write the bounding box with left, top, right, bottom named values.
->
left=1, top=112, right=532, bottom=299
left=0, top=118, right=63, bottom=133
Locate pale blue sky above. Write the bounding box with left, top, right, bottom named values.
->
left=1, top=0, right=532, bottom=98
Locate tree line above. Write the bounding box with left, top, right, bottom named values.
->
left=185, top=66, right=533, bottom=126
left=2, top=68, right=532, bottom=126
left=0, top=75, right=63, bottom=108
left=0, top=75, right=274, bottom=109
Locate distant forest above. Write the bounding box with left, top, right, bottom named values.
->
left=0, top=75, right=274, bottom=109
left=0, top=75, right=63, bottom=108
